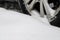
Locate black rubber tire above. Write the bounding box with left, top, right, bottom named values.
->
left=17, top=0, right=31, bottom=15
left=50, top=11, right=60, bottom=27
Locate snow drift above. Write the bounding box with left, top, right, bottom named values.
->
left=0, top=8, right=60, bottom=40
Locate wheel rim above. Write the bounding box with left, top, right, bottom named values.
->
left=43, top=0, right=60, bottom=22
left=23, top=0, right=38, bottom=13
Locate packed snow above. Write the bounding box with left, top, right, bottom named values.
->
left=0, top=8, right=60, bottom=40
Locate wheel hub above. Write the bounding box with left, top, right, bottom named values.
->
left=48, top=0, right=60, bottom=10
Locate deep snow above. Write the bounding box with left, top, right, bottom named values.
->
left=0, top=8, right=60, bottom=40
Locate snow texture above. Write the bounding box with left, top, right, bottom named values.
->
left=0, top=8, right=60, bottom=40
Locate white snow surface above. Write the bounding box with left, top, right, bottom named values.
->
left=0, top=8, right=60, bottom=40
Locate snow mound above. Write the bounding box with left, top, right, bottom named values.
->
left=0, top=8, right=60, bottom=40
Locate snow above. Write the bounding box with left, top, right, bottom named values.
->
left=0, top=8, right=60, bottom=40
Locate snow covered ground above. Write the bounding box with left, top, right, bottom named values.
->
left=0, top=8, right=60, bottom=40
